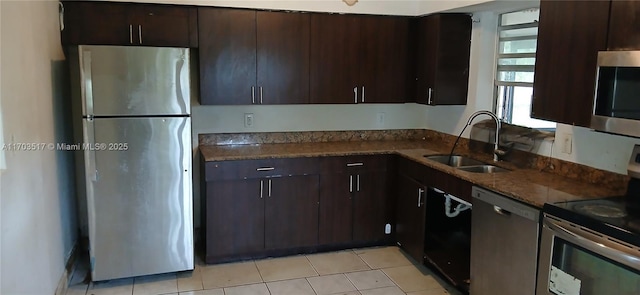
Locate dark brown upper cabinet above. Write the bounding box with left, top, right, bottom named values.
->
left=62, top=1, right=197, bottom=47
left=198, top=8, right=310, bottom=105
left=531, top=0, right=610, bottom=126
left=310, top=14, right=410, bottom=104
left=607, top=1, right=640, bottom=50
left=198, top=8, right=257, bottom=105
left=414, top=14, right=472, bottom=106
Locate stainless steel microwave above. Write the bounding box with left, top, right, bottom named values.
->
left=591, top=51, right=640, bottom=138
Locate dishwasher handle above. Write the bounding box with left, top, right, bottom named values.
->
left=472, top=186, right=539, bottom=222
left=493, top=205, right=511, bottom=216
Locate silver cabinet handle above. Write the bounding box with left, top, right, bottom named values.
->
left=256, top=167, right=275, bottom=171
left=428, top=87, right=433, bottom=104
left=138, top=25, right=142, bottom=44
left=259, top=86, right=263, bottom=104
left=268, top=179, right=272, bottom=197
left=356, top=174, right=360, bottom=192
left=251, top=86, right=256, bottom=104
left=349, top=175, right=353, bottom=193
left=418, top=188, right=425, bottom=207
left=129, top=24, right=133, bottom=44
left=361, top=86, right=365, bottom=103
left=346, top=163, right=363, bottom=167
left=353, top=87, right=358, bottom=104
left=260, top=180, right=264, bottom=199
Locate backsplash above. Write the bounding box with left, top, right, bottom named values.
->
left=199, top=129, right=431, bottom=145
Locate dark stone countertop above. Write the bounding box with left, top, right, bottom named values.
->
left=200, top=140, right=625, bottom=208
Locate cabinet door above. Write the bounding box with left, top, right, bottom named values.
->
left=531, top=0, right=610, bottom=126
left=310, top=14, right=361, bottom=104
left=353, top=171, right=389, bottom=243
left=607, top=1, right=640, bottom=50
left=134, top=5, right=197, bottom=47
left=318, top=173, right=353, bottom=245
left=395, top=174, right=426, bottom=263
left=415, top=15, right=438, bottom=105
left=265, top=175, right=320, bottom=250
left=415, top=14, right=471, bottom=105
left=358, top=16, right=410, bottom=103
left=198, top=8, right=257, bottom=105
left=63, top=2, right=131, bottom=46
left=205, top=179, right=264, bottom=263
left=257, top=11, right=310, bottom=104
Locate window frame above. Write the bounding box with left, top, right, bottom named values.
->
left=493, top=8, right=556, bottom=132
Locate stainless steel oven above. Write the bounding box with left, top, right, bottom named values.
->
left=536, top=214, right=640, bottom=295
left=536, top=144, right=640, bottom=295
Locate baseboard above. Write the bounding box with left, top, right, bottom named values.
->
left=54, top=242, right=79, bottom=295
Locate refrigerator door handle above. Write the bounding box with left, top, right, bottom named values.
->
left=81, top=49, right=94, bottom=117
left=83, top=118, right=98, bottom=182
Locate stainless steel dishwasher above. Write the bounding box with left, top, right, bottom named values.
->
left=470, top=186, right=540, bottom=295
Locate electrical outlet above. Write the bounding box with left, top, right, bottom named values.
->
left=376, top=112, right=386, bottom=126
left=561, top=133, right=572, bottom=154
left=244, top=113, right=254, bottom=128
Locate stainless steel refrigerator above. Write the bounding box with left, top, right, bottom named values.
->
left=69, top=45, right=193, bottom=281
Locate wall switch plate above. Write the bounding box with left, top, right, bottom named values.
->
left=561, top=133, right=572, bottom=154
left=376, top=112, right=386, bottom=126
left=244, top=113, right=254, bottom=128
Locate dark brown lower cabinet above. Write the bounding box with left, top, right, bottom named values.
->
left=204, top=179, right=265, bottom=262
left=353, top=171, right=388, bottom=243
left=203, top=155, right=321, bottom=263
left=318, top=156, right=390, bottom=248
left=205, top=175, right=319, bottom=263
left=265, top=176, right=319, bottom=250
left=395, top=173, right=427, bottom=263
left=318, top=173, right=353, bottom=245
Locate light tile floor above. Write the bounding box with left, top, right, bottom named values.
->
left=66, top=246, right=462, bottom=295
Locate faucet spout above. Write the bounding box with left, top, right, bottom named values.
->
left=465, top=110, right=502, bottom=161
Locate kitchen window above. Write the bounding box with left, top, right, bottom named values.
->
left=495, top=8, right=555, bottom=130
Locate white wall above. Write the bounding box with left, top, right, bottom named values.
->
left=549, top=124, right=640, bottom=174
left=1, top=1, right=78, bottom=294
left=192, top=103, right=429, bottom=135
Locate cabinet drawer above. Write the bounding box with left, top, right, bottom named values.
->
left=320, top=155, right=388, bottom=174
left=205, top=158, right=320, bottom=181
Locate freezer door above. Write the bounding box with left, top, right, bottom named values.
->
left=79, top=45, right=190, bottom=116
left=83, top=117, right=193, bottom=281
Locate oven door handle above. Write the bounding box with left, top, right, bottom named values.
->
left=545, top=218, right=640, bottom=269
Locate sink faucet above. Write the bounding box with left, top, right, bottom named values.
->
left=465, top=110, right=504, bottom=161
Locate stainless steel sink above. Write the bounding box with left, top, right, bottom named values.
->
left=423, top=155, right=485, bottom=167
left=458, top=165, right=510, bottom=173
left=424, top=155, right=510, bottom=173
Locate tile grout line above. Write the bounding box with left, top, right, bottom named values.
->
left=303, top=254, right=321, bottom=277
left=302, top=254, right=321, bottom=295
